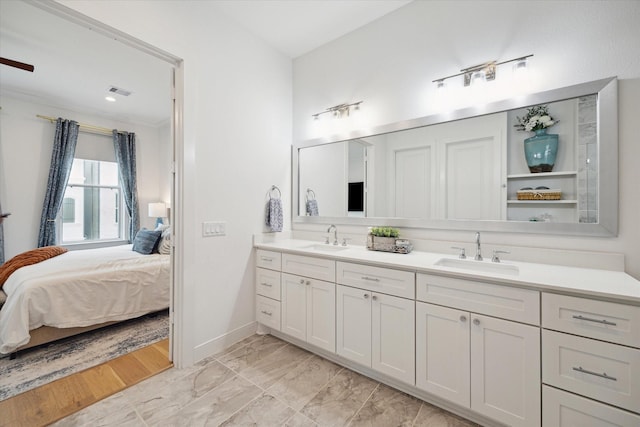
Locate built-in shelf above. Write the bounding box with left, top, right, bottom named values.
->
left=507, top=171, right=578, bottom=179
left=507, top=200, right=578, bottom=205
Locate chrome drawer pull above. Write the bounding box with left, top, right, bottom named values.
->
left=261, top=256, right=273, bottom=262
left=572, top=315, right=617, bottom=326
left=361, top=276, right=380, bottom=282
left=572, top=366, right=617, bottom=381
left=260, top=310, right=273, bottom=316
left=260, top=282, right=273, bottom=287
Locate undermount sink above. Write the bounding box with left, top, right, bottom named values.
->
left=301, top=244, right=350, bottom=252
left=435, top=258, right=519, bottom=276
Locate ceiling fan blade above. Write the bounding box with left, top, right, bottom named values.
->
left=0, top=57, right=35, bottom=72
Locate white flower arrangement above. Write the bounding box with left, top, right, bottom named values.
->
left=514, top=105, right=558, bottom=132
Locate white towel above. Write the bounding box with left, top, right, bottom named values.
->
left=306, top=199, right=319, bottom=216
left=265, top=198, right=283, bottom=232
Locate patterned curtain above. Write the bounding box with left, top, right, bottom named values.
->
left=37, top=118, right=79, bottom=247
left=113, top=130, right=140, bottom=242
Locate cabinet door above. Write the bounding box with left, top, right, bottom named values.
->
left=281, top=273, right=307, bottom=342
left=416, top=302, right=470, bottom=407
left=471, top=314, right=541, bottom=427
left=372, top=293, right=415, bottom=384
left=307, top=279, right=336, bottom=353
left=337, top=285, right=371, bottom=366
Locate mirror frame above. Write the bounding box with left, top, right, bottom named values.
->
left=292, top=77, right=618, bottom=237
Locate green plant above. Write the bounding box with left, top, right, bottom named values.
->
left=370, top=227, right=399, bottom=238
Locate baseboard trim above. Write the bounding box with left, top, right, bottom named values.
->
left=193, top=321, right=257, bottom=363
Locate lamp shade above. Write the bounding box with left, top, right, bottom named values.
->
left=148, top=202, right=166, bottom=218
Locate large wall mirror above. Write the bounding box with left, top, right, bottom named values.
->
left=293, top=77, right=618, bottom=236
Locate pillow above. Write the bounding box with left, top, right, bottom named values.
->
left=0, top=246, right=68, bottom=288
left=132, top=229, right=162, bottom=254
left=158, top=227, right=171, bottom=255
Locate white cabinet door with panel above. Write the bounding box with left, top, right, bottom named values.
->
left=281, top=272, right=335, bottom=353
left=471, top=314, right=541, bottom=427
left=337, top=284, right=415, bottom=384
left=416, top=302, right=470, bottom=407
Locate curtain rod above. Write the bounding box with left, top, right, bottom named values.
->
left=36, top=114, right=122, bottom=136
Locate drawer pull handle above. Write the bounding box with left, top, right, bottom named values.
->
left=260, top=282, right=273, bottom=287
left=261, top=257, right=273, bottom=262
left=261, top=310, right=273, bottom=316
left=572, top=315, right=617, bottom=326
left=572, top=366, right=617, bottom=381
left=361, top=276, right=380, bottom=282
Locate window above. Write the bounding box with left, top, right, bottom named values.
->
left=60, top=159, right=125, bottom=243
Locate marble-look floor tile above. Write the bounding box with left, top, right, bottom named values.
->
left=217, top=334, right=289, bottom=373
left=267, top=354, right=343, bottom=410
left=219, top=392, right=295, bottom=426
left=413, top=403, right=479, bottom=427
left=301, top=368, right=378, bottom=426
left=284, top=411, right=319, bottom=427
left=238, top=343, right=314, bottom=389
left=162, top=375, right=262, bottom=426
left=51, top=392, right=143, bottom=427
left=349, top=384, right=422, bottom=427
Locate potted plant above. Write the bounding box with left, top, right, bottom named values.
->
left=514, top=105, right=559, bottom=173
left=367, top=227, right=400, bottom=251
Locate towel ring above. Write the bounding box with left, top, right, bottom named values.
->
left=305, top=188, right=316, bottom=203
left=269, top=185, right=281, bottom=199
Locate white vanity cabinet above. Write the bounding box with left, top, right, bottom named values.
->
left=541, top=293, right=640, bottom=424
left=336, top=262, right=415, bottom=385
left=279, top=254, right=336, bottom=353
left=416, top=273, right=541, bottom=427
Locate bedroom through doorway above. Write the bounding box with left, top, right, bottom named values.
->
left=0, top=0, right=183, bottom=388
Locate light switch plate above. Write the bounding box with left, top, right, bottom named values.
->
left=202, top=221, right=226, bottom=237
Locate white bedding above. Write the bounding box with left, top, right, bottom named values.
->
left=0, top=245, right=170, bottom=354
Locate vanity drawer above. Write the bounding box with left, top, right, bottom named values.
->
left=542, top=293, right=640, bottom=348
left=256, top=249, right=282, bottom=271
left=543, top=385, right=640, bottom=427
left=542, top=329, right=640, bottom=413
left=336, top=262, right=414, bottom=299
left=256, top=295, right=281, bottom=331
left=416, top=273, right=539, bottom=325
left=282, top=253, right=335, bottom=282
left=256, top=267, right=281, bottom=300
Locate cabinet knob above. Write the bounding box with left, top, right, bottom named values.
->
left=364, top=293, right=369, bottom=299
left=460, top=315, right=467, bottom=322
left=300, top=279, right=305, bottom=284
left=473, top=318, right=480, bottom=326
left=372, top=295, right=378, bottom=301
left=306, top=280, right=311, bottom=286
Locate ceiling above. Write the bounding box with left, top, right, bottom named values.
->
left=0, top=1, right=411, bottom=127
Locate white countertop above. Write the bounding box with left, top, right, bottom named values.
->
left=255, top=239, right=640, bottom=305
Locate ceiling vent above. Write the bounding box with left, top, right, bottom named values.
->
left=107, top=86, right=132, bottom=97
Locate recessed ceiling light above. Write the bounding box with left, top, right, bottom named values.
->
left=105, top=96, right=116, bottom=102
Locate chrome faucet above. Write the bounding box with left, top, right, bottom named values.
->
left=327, top=224, right=338, bottom=245
left=474, top=232, right=483, bottom=261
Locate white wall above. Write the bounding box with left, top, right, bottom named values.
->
left=0, top=96, right=169, bottom=258
left=293, top=0, right=640, bottom=280
left=58, top=0, right=292, bottom=365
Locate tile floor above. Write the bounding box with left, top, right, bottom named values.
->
left=53, top=334, right=480, bottom=426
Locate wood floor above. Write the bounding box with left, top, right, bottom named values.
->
left=0, top=339, right=172, bottom=427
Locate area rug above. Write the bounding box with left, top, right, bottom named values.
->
left=0, top=310, right=169, bottom=401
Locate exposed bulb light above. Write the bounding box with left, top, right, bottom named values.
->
left=436, top=79, right=446, bottom=90
left=105, top=96, right=116, bottom=102
left=471, top=70, right=486, bottom=85
left=311, top=101, right=363, bottom=120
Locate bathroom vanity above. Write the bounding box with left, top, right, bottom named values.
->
left=254, top=239, right=640, bottom=427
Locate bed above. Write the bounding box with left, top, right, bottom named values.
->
left=0, top=244, right=170, bottom=355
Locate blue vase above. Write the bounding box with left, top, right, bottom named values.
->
left=523, top=128, right=558, bottom=173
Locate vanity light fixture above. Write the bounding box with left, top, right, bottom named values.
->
left=312, top=101, right=362, bottom=120
left=433, top=54, right=533, bottom=88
